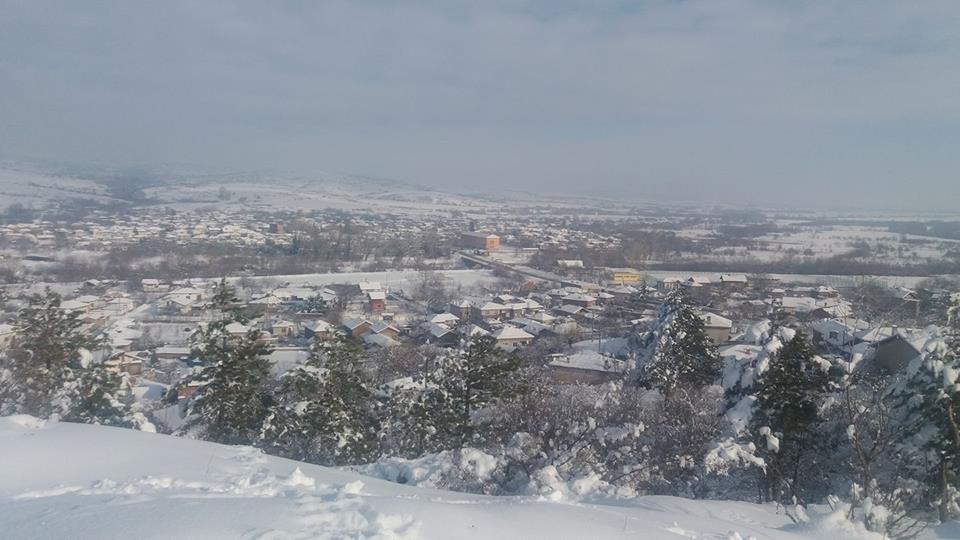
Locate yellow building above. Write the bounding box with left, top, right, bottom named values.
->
left=605, top=267, right=642, bottom=284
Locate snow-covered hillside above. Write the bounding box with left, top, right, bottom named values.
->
left=0, top=166, right=118, bottom=210
left=2, top=416, right=954, bottom=540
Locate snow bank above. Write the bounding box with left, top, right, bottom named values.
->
left=0, top=417, right=953, bottom=539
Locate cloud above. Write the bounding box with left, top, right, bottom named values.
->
left=1, top=0, right=959, bottom=210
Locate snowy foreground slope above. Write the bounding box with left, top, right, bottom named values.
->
left=0, top=417, right=952, bottom=540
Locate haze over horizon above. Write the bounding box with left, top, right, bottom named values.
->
left=2, top=1, right=959, bottom=210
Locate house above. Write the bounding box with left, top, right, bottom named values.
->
left=104, top=351, right=146, bottom=376
left=449, top=300, right=472, bottom=320
left=163, top=287, right=207, bottom=313
left=429, top=313, right=460, bottom=326
left=103, top=296, right=135, bottom=314
left=811, top=318, right=864, bottom=351
left=368, top=321, right=400, bottom=340
left=556, top=304, right=584, bottom=317
left=164, top=295, right=195, bottom=314
left=362, top=332, right=398, bottom=348
left=368, top=291, right=387, bottom=314
left=682, top=277, right=712, bottom=299
left=869, top=333, right=926, bottom=373
left=548, top=351, right=628, bottom=384
left=460, top=231, right=500, bottom=251
left=491, top=326, right=534, bottom=351
left=155, top=345, right=192, bottom=360
left=358, top=282, right=383, bottom=294
left=814, top=286, right=840, bottom=299
left=461, top=324, right=491, bottom=339
left=561, top=293, right=596, bottom=308
left=524, top=298, right=545, bottom=312
left=556, top=259, right=584, bottom=270
left=141, top=278, right=164, bottom=292
left=700, top=312, right=733, bottom=345
left=168, top=287, right=207, bottom=304
left=249, top=295, right=283, bottom=312
left=718, top=274, right=748, bottom=290
left=778, top=296, right=834, bottom=317
left=223, top=321, right=247, bottom=336
left=422, top=322, right=459, bottom=347
left=471, top=301, right=506, bottom=321
left=529, top=311, right=557, bottom=324
left=270, top=320, right=296, bottom=338
left=658, top=277, right=683, bottom=291
left=608, top=285, right=638, bottom=300
left=561, top=280, right=601, bottom=292
left=810, top=302, right=852, bottom=320
left=855, top=325, right=894, bottom=344
left=343, top=318, right=372, bottom=338
left=305, top=319, right=333, bottom=339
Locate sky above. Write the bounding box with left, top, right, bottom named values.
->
left=1, top=1, right=959, bottom=210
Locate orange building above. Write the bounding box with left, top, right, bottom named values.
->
left=460, top=231, right=500, bottom=251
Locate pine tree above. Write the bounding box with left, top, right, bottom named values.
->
left=61, top=364, right=131, bottom=426
left=0, top=289, right=134, bottom=426
left=302, top=336, right=381, bottom=465
left=272, top=335, right=381, bottom=465
left=300, top=294, right=329, bottom=315
left=181, top=281, right=274, bottom=445
left=210, top=278, right=243, bottom=320
left=639, top=288, right=721, bottom=398
left=890, top=305, right=960, bottom=522
left=379, top=365, right=433, bottom=459
left=750, top=329, right=837, bottom=504
left=429, top=335, right=523, bottom=449
left=0, top=289, right=100, bottom=416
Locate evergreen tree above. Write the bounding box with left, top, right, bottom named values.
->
left=623, top=281, right=650, bottom=315
left=181, top=281, right=273, bottom=445
left=890, top=305, right=960, bottom=522
left=381, top=382, right=446, bottom=458
left=430, top=335, right=523, bottom=448
left=0, top=289, right=99, bottom=416
left=299, top=294, right=329, bottom=315
left=62, top=365, right=131, bottom=426
left=0, top=289, right=133, bottom=426
left=276, top=335, right=381, bottom=465
left=639, top=288, right=721, bottom=398
left=210, top=278, right=244, bottom=320
left=750, top=329, right=837, bottom=504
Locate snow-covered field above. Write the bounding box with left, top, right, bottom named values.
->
left=0, top=166, right=117, bottom=210
left=2, top=416, right=956, bottom=539
left=215, top=269, right=501, bottom=294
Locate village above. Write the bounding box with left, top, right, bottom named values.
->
left=1, top=224, right=953, bottom=434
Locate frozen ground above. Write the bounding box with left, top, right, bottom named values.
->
left=2, top=416, right=957, bottom=539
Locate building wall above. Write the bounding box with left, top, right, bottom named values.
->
left=460, top=233, right=500, bottom=251
left=704, top=326, right=730, bottom=345
left=496, top=338, right=531, bottom=350
left=611, top=272, right=641, bottom=283
left=873, top=339, right=919, bottom=373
